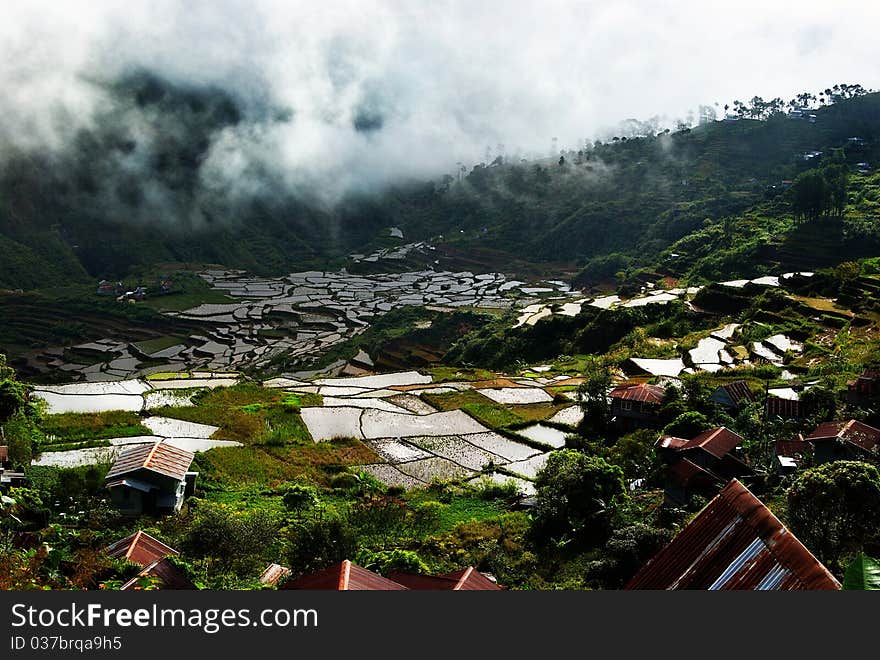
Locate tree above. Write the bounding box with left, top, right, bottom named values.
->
left=0, top=354, right=43, bottom=467
left=532, top=450, right=628, bottom=546
left=791, top=169, right=831, bottom=222
left=0, top=378, right=26, bottom=423
left=175, top=500, right=282, bottom=573
left=823, top=150, right=849, bottom=218
left=285, top=514, right=358, bottom=577
left=787, top=461, right=880, bottom=570
left=662, top=411, right=709, bottom=438
left=800, top=384, right=837, bottom=421
left=605, top=429, right=665, bottom=484
left=576, top=357, right=613, bottom=435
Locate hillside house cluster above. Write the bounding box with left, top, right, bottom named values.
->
left=100, top=534, right=501, bottom=591
left=280, top=560, right=502, bottom=591
left=655, top=427, right=753, bottom=505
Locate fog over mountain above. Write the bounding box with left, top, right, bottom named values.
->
left=1, top=0, right=878, bottom=207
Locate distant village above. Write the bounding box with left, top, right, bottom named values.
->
left=96, top=277, right=173, bottom=302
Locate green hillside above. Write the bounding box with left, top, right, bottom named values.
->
left=1, top=76, right=878, bottom=290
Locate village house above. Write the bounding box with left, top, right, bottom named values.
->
left=104, top=441, right=196, bottom=515
left=655, top=427, right=752, bottom=505
left=0, top=445, right=26, bottom=489
left=805, top=419, right=880, bottom=465
left=626, top=479, right=840, bottom=590
left=120, top=558, right=196, bottom=590
left=280, top=560, right=409, bottom=590
left=709, top=380, right=756, bottom=412
left=104, top=530, right=179, bottom=566
left=847, top=369, right=880, bottom=405
left=259, top=563, right=292, bottom=587
left=279, top=560, right=502, bottom=590
left=104, top=530, right=195, bottom=590
left=765, top=395, right=804, bottom=420
left=775, top=434, right=813, bottom=473
left=389, top=567, right=502, bottom=590
left=609, top=382, right=666, bottom=430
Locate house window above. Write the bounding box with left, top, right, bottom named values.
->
left=621, top=400, right=633, bottom=411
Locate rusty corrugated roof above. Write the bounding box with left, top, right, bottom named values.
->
left=718, top=381, right=756, bottom=405
left=776, top=434, right=811, bottom=459
left=389, top=567, right=503, bottom=590
left=667, top=457, right=725, bottom=488
left=806, top=419, right=880, bottom=452
left=765, top=397, right=803, bottom=419
left=105, top=441, right=194, bottom=482
left=656, top=435, right=689, bottom=450
left=279, top=560, right=408, bottom=590
left=626, top=479, right=840, bottom=590
left=259, top=563, right=292, bottom=586
left=119, top=558, right=196, bottom=590
left=104, top=531, right=178, bottom=567
left=680, top=427, right=744, bottom=459
left=609, top=382, right=666, bottom=404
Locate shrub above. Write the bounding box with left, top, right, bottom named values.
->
left=281, top=483, right=319, bottom=513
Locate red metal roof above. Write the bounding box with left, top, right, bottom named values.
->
left=806, top=419, right=880, bottom=452
left=656, top=435, right=689, bottom=450
left=718, top=380, right=756, bottom=405
left=119, top=558, right=196, bottom=590
left=259, top=563, right=292, bottom=586
left=680, top=427, right=744, bottom=459
left=626, top=479, right=840, bottom=590
left=765, top=397, right=803, bottom=419
left=105, top=441, right=194, bottom=482
left=279, top=560, right=408, bottom=590
left=667, top=457, right=724, bottom=488
left=775, top=434, right=811, bottom=459
left=389, top=567, right=503, bottom=590
left=609, top=382, right=666, bottom=404
left=104, top=531, right=178, bottom=567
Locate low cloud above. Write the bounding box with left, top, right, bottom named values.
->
left=1, top=0, right=878, bottom=211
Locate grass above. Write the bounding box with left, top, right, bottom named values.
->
left=139, top=275, right=233, bottom=312
left=789, top=295, right=855, bottom=317
left=146, top=371, right=191, bottom=381
left=460, top=403, right=522, bottom=429
left=37, top=439, right=112, bottom=453
left=405, top=491, right=506, bottom=532
left=428, top=366, right=497, bottom=383
left=423, top=389, right=562, bottom=430
left=195, top=438, right=379, bottom=488
left=40, top=411, right=151, bottom=443
left=134, top=335, right=186, bottom=355
left=154, top=384, right=324, bottom=445
left=260, top=406, right=313, bottom=445
left=422, top=389, right=495, bottom=411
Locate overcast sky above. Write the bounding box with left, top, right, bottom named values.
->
left=1, top=0, right=878, bottom=199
